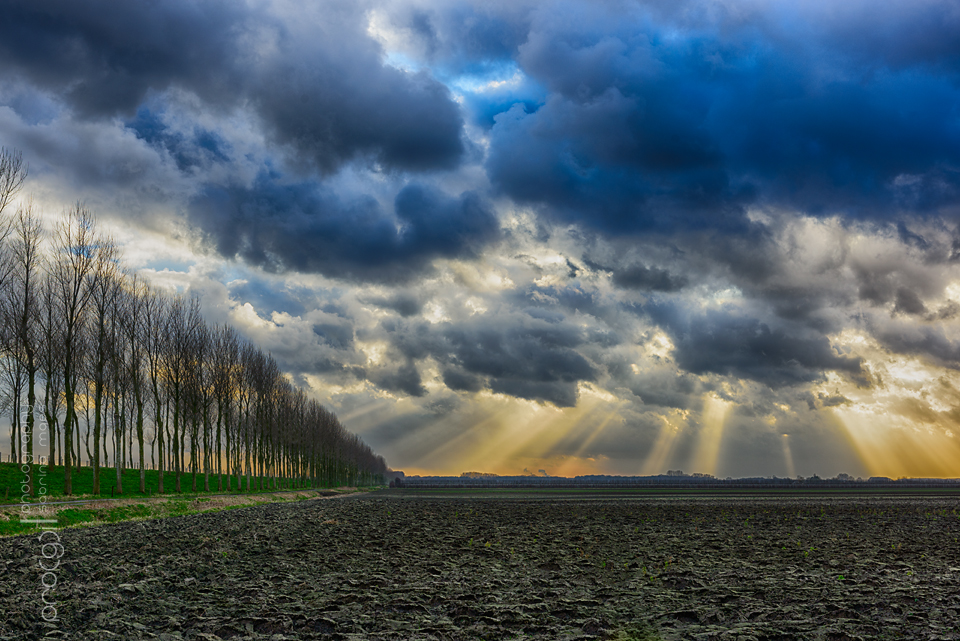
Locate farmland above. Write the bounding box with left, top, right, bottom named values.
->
left=1, top=490, right=959, bottom=639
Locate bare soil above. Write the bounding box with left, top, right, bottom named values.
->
left=1, top=491, right=959, bottom=640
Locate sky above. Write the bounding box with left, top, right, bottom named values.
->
left=1, top=0, right=959, bottom=479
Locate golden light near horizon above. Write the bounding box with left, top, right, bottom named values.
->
left=821, top=328, right=960, bottom=479
left=781, top=434, right=796, bottom=479
left=640, top=410, right=688, bottom=476
left=833, top=407, right=960, bottom=478
left=378, top=385, right=744, bottom=479
left=690, top=393, right=733, bottom=477
left=368, top=382, right=632, bottom=477
left=452, top=384, right=624, bottom=475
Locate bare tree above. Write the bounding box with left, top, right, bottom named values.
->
left=122, top=273, right=149, bottom=492
left=50, top=204, right=98, bottom=495
left=0, top=148, right=27, bottom=301
left=39, top=272, right=65, bottom=466
left=106, top=269, right=128, bottom=494
left=0, top=348, right=25, bottom=463
left=0, top=147, right=26, bottom=221
left=212, top=324, right=238, bottom=491
left=182, top=300, right=210, bottom=492
left=141, top=290, right=169, bottom=492
left=164, top=296, right=190, bottom=493
left=2, top=203, right=44, bottom=493
left=0, top=186, right=388, bottom=492
left=195, top=321, right=215, bottom=492
left=85, top=232, right=120, bottom=495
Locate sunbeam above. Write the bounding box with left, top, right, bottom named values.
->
left=691, top=394, right=732, bottom=477
left=641, top=411, right=688, bottom=476
left=781, top=434, right=796, bottom=479
left=833, top=407, right=960, bottom=478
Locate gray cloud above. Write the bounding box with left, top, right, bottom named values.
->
left=474, top=0, right=960, bottom=235
left=582, top=256, right=688, bottom=292
left=0, top=0, right=464, bottom=173
left=363, top=292, right=424, bottom=317
left=370, top=360, right=427, bottom=397
left=189, top=180, right=500, bottom=283
left=373, top=314, right=599, bottom=407
left=440, top=323, right=598, bottom=406
left=642, top=303, right=866, bottom=387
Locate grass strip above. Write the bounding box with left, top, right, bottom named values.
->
left=0, top=487, right=376, bottom=537
left=0, top=460, right=363, bottom=503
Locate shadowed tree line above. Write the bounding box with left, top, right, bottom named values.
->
left=0, top=147, right=387, bottom=496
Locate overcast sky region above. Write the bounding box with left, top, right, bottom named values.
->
left=2, top=0, right=959, bottom=478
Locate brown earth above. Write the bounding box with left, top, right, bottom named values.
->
left=1, top=491, right=959, bottom=640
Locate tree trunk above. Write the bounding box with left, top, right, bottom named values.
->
left=93, top=378, right=103, bottom=495
left=25, top=364, right=36, bottom=496
left=137, top=396, right=145, bottom=493
left=63, top=375, right=74, bottom=494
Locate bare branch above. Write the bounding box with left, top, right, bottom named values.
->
left=0, top=147, right=28, bottom=239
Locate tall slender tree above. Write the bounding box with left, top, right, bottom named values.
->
left=3, top=203, right=44, bottom=494
left=85, top=233, right=119, bottom=495
left=50, top=205, right=98, bottom=495
left=122, top=273, right=149, bottom=492
left=0, top=149, right=389, bottom=491
left=39, top=272, right=64, bottom=466
left=141, top=290, right=168, bottom=492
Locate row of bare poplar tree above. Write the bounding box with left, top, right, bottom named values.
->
left=0, top=147, right=387, bottom=496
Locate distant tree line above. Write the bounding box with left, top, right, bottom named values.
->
left=0, top=147, right=387, bottom=496
left=405, top=475, right=960, bottom=489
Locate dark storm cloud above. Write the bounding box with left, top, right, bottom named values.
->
left=612, top=264, right=686, bottom=292
left=441, top=367, right=484, bottom=393
left=511, top=283, right=605, bottom=318
left=312, top=323, right=355, bottom=351
left=893, top=288, right=927, bottom=316
left=809, top=2, right=960, bottom=71
left=487, top=378, right=581, bottom=408
left=0, top=0, right=242, bottom=116
left=189, top=180, right=500, bottom=282
left=363, top=292, right=424, bottom=317
left=850, top=253, right=941, bottom=308
left=583, top=257, right=687, bottom=292
left=371, top=360, right=427, bottom=397
left=639, top=302, right=865, bottom=387
left=439, top=323, right=596, bottom=406
left=486, top=98, right=750, bottom=234
left=127, top=108, right=229, bottom=172
left=374, top=315, right=598, bottom=407
left=478, top=1, right=960, bottom=233
left=0, top=0, right=464, bottom=173
left=405, top=4, right=530, bottom=75
left=672, top=316, right=865, bottom=387
left=254, top=48, right=463, bottom=173
left=872, top=323, right=960, bottom=369
left=627, top=372, right=699, bottom=410
left=758, top=285, right=843, bottom=333
left=607, top=355, right=699, bottom=409
left=374, top=2, right=543, bottom=128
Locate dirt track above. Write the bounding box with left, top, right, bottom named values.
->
left=1, top=491, right=959, bottom=640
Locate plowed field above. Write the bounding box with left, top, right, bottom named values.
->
left=2, top=491, right=959, bottom=640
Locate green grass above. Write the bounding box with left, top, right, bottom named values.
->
left=0, top=460, right=382, bottom=537
left=0, top=488, right=347, bottom=537
left=0, top=460, right=347, bottom=503
left=1, top=500, right=166, bottom=536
